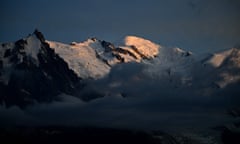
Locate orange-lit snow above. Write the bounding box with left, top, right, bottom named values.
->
left=124, top=36, right=160, bottom=59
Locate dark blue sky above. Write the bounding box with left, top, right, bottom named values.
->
left=1, top=0, right=240, bottom=53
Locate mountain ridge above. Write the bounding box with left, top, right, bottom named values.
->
left=0, top=30, right=240, bottom=108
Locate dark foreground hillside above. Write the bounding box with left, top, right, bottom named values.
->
left=0, top=127, right=163, bottom=144
left=0, top=126, right=240, bottom=144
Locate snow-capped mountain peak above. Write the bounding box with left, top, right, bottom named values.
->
left=47, top=36, right=162, bottom=79
left=0, top=30, right=41, bottom=66
left=205, top=48, right=236, bottom=68
left=203, top=47, right=240, bottom=88
left=23, top=34, right=41, bottom=62
left=0, top=30, right=44, bottom=85
left=46, top=39, right=111, bottom=79
left=123, top=36, right=160, bottom=59
left=0, top=30, right=80, bottom=107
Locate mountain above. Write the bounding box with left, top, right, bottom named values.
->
left=0, top=30, right=240, bottom=108
left=46, top=35, right=160, bottom=79
left=0, top=30, right=80, bottom=108
left=203, top=48, right=240, bottom=88
left=0, top=30, right=162, bottom=107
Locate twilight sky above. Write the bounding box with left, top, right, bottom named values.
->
left=1, top=0, right=240, bottom=53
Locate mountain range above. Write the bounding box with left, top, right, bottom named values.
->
left=0, top=30, right=240, bottom=108
left=1, top=30, right=240, bottom=143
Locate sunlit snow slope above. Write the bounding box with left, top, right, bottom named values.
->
left=46, top=36, right=162, bottom=79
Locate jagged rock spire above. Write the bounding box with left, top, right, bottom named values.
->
left=34, top=29, right=45, bottom=42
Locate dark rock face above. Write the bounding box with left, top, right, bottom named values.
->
left=114, top=48, right=138, bottom=59
left=185, top=51, right=192, bottom=57
left=101, top=40, right=115, bottom=52
left=4, top=49, right=11, bottom=58
left=34, top=29, right=45, bottom=42
left=0, top=31, right=81, bottom=108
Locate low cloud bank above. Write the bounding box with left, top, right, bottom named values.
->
left=0, top=62, right=239, bottom=134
